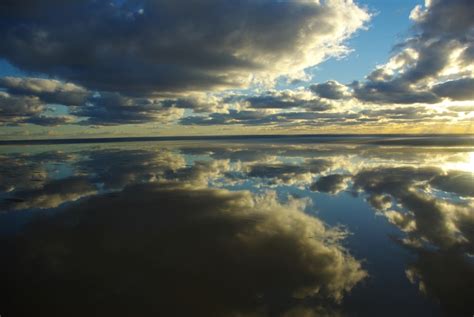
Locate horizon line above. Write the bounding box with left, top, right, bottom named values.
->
left=1, top=133, right=473, bottom=146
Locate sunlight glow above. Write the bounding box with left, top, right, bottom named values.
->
left=443, top=152, right=474, bottom=173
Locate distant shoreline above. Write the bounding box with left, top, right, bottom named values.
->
left=1, top=134, right=473, bottom=146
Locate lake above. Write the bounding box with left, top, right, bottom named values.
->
left=0, top=135, right=473, bottom=316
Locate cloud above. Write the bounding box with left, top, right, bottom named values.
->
left=432, top=78, right=474, bottom=100
left=447, top=105, right=474, bottom=112
left=21, top=115, right=73, bottom=126
left=310, top=174, right=348, bottom=194
left=0, top=0, right=472, bottom=132
left=244, top=159, right=333, bottom=186
left=358, top=106, right=435, bottom=121
left=169, top=159, right=234, bottom=187
left=405, top=249, right=474, bottom=317
left=2, top=140, right=472, bottom=316
left=0, top=80, right=229, bottom=126
left=0, top=0, right=370, bottom=96
left=430, top=170, right=474, bottom=197
left=352, top=166, right=474, bottom=252
left=0, top=78, right=82, bottom=126
left=71, top=92, right=184, bottom=125
left=0, top=153, right=55, bottom=193
left=239, top=90, right=332, bottom=111
left=174, top=0, right=473, bottom=132
left=351, top=79, right=441, bottom=104
left=0, top=92, right=44, bottom=125
left=159, top=94, right=224, bottom=113
left=0, top=77, right=90, bottom=106
left=181, top=109, right=359, bottom=127
left=366, top=194, right=393, bottom=211
left=0, top=183, right=366, bottom=316
left=310, top=81, right=350, bottom=100
left=0, top=77, right=227, bottom=126
left=78, top=148, right=187, bottom=190
left=1, top=176, right=97, bottom=211
left=179, top=106, right=459, bottom=128
left=181, top=110, right=266, bottom=126
left=318, top=0, right=474, bottom=105
left=347, top=162, right=474, bottom=316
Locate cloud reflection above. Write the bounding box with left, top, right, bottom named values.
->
left=0, top=138, right=473, bottom=315
left=1, top=182, right=366, bottom=316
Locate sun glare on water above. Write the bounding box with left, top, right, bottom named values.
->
left=443, top=151, right=474, bottom=173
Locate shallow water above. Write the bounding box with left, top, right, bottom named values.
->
left=0, top=136, right=473, bottom=316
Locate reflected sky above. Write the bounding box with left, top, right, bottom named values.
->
left=0, top=136, right=473, bottom=316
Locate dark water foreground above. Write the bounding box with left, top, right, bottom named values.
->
left=0, top=136, right=473, bottom=316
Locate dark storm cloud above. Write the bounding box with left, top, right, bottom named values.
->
left=0, top=182, right=366, bottom=316
left=309, top=80, right=349, bottom=100
left=0, top=0, right=369, bottom=96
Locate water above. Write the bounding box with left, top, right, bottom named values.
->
left=0, top=136, right=473, bottom=316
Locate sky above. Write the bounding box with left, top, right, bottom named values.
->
left=0, top=0, right=473, bottom=139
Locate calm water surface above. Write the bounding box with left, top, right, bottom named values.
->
left=0, top=136, right=473, bottom=316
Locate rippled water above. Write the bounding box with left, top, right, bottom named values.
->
left=0, top=136, right=473, bottom=316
